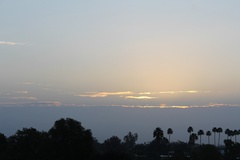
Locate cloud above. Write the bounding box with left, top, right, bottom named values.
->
left=0, top=41, right=24, bottom=45
left=139, top=92, right=152, bottom=95
left=0, top=101, right=61, bottom=107
left=76, top=90, right=207, bottom=100
left=77, top=90, right=202, bottom=98
left=13, top=91, right=28, bottom=94
left=208, top=103, right=240, bottom=107
left=77, top=91, right=133, bottom=98
left=19, top=82, right=34, bottom=85
left=124, top=96, right=157, bottom=100
left=121, top=103, right=240, bottom=109
left=27, top=101, right=62, bottom=107
left=11, top=96, right=38, bottom=100
left=157, top=90, right=199, bottom=94
left=122, top=105, right=190, bottom=109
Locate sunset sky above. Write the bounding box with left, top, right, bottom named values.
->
left=1, top=0, right=240, bottom=143
left=1, top=1, right=240, bottom=108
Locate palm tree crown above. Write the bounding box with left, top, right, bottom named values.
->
left=153, top=127, right=164, bottom=141
left=167, top=128, right=173, bottom=142
left=206, top=130, right=212, bottom=144
left=225, top=129, right=230, bottom=140
left=187, top=126, right=193, bottom=134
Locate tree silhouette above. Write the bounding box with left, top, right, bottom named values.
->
left=206, top=131, right=212, bottom=144
left=225, top=128, right=230, bottom=140
left=188, top=133, right=198, bottom=145
left=1, top=117, right=237, bottom=160
left=195, top=144, right=222, bottom=160
left=123, top=132, right=138, bottom=151
left=153, top=127, right=164, bottom=142
left=0, top=133, right=7, bottom=157
left=187, top=126, right=193, bottom=137
left=217, top=127, right=223, bottom=146
left=212, top=127, right=217, bottom=146
left=103, top=136, right=123, bottom=152
left=229, top=130, right=234, bottom=141
left=7, top=127, right=46, bottom=160
left=233, top=130, right=239, bottom=143
left=48, top=118, right=94, bottom=160
left=167, top=128, right=173, bottom=143
left=197, top=130, right=204, bottom=145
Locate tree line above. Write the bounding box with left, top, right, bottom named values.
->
left=0, top=117, right=240, bottom=160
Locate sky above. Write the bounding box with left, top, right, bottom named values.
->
left=1, top=1, right=240, bottom=143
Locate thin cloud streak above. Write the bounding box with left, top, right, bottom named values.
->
left=77, top=91, right=133, bottom=98
left=157, top=90, right=199, bottom=94
left=122, top=103, right=240, bottom=109
left=124, top=96, right=156, bottom=100
left=0, top=41, right=24, bottom=45
left=0, top=101, right=61, bottom=107
left=77, top=90, right=206, bottom=98
left=13, top=91, right=29, bottom=94
left=10, top=96, right=38, bottom=100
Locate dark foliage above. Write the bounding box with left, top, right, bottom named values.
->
left=1, top=118, right=239, bottom=160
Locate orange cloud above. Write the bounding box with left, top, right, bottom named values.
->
left=77, top=91, right=133, bottom=98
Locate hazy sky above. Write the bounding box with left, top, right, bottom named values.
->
left=1, top=0, right=240, bottom=108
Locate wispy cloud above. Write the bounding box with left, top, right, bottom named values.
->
left=0, top=101, right=61, bottom=107
left=11, top=96, right=38, bottom=100
left=136, top=91, right=200, bottom=95
left=76, top=90, right=210, bottom=101
left=13, top=91, right=29, bottom=94
left=77, top=90, right=203, bottom=98
left=19, top=82, right=34, bottom=85
left=124, top=96, right=157, bottom=100
left=139, top=92, right=152, bottom=95
left=28, top=101, right=62, bottom=107
left=122, top=105, right=190, bottom=109
left=0, top=41, right=24, bottom=45
left=77, top=91, right=133, bottom=98
left=208, top=103, right=240, bottom=107
left=157, top=90, right=199, bottom=94
left=122, top=103, right=240, bottom=109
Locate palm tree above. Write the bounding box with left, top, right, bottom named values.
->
left=167, top=128, right=173, bottom=143
left=187, top=126, right=193, bottom=137
left=217, top=127, right=223, bottom=146
left=212, top=127, right=217, bottom=146
left=238, top=129, right=240, bottom=143
left=206, top=131, right=211, bottom=144
left=225, top=129, right=230, bottom=139
left=229, top=130, right=234, bottom=141
left=233, top=130, right=239, bottom=143
left=197, top=129, right=204, bottom=145
left=189, top=133, right=198, bottom=145
left=153, top=127, right=164, bottom=141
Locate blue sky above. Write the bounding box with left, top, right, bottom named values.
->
left=1, top=0, right=240, bottom=108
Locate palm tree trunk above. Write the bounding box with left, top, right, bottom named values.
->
left=208, top=136, right=210, bottom=144
left=218, top=133, right=220, bottom=146
left=214, top=133, right=216, bottom=146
